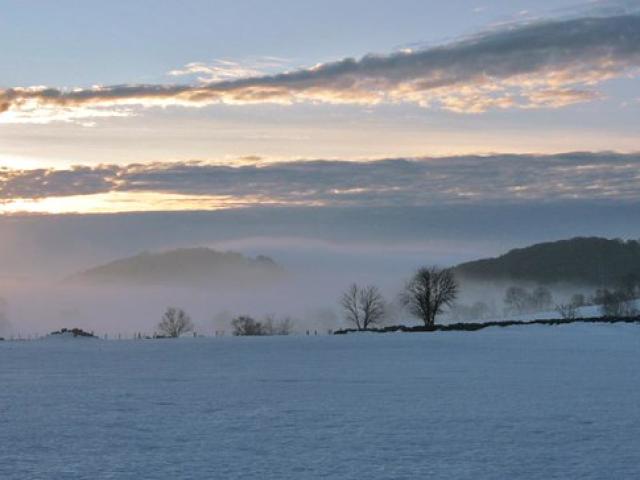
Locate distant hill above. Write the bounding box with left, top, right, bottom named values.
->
left=68, top=248, right=284, bottom=288
left=455, top=237, right=640, bottom=286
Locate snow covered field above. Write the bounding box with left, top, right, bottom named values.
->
left=2, top=324, right=640, bottom=479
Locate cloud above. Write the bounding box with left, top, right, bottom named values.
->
left=1, top=14, right=640, bottom=123
left=0, top=165, right=116, bottom=200
left=168, top=57, right=291, bottom=83
left=1, top=153, right=639, bottom=210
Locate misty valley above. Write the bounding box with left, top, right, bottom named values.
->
left=1, top=237, right=639, bottom=340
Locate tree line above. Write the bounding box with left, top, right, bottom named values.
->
left=154, top=266, right=639, bottom=337
left=152, top=266, right=458, bottom=337
left=155, top=308, right=296, bottom=338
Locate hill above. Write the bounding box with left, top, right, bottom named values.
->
left=455, top=237, right=640, bottom=286
left=68, top=248, right=284, bottom=288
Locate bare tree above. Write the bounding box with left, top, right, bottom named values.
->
left=231, top=315, right=264, bottom=336
left=599, top=289, right=638, bottom=318
left=157, top=307, right=194, bottom=337
left=340, top=283, right=362, bottom=330
left=359, top=285, right=386, bottom=329
left=231, top=314, right=296, bottom=336
left=262, top=315, right=295, bottom=335
left=555, top=293, right=587, bottom=320
left=340, top=283, right=386, bottom=330
left=555, top=303, right=577, bottom=320
left=401, top=267, right=458, bottom=327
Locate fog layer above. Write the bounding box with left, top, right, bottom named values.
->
left=1, top=203, right=638, bottom=336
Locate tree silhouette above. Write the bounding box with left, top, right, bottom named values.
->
left=401, top=267, right=458, bottom=327
left=157, top=307, right=194, bottom=337
left=340, top=283, right=385, bottom=330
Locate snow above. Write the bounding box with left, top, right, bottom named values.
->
left=2, top=324, right=640, bottom=479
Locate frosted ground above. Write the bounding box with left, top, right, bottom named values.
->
left=2, top=324, right=640, bottom=479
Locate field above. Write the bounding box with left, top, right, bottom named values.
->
left=2, top=324, right=640, bottom=479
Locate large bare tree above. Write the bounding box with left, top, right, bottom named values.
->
left=340, top=284, right=362, bottom=329
left=359, top=285, right=386, bottom=329
left=340, top=283, right=385, bottom=330
left=158, top=307, right=194, bottom=337
left=401, top=267, right=458, bottom=327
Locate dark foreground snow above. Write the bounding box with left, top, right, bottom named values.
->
left=1, top=324, right=640, bottom=479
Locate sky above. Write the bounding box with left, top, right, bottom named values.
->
left=0, top=0, right=639, bottom=215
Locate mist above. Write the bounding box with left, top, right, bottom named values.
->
left=1, top=203, right=638, bottom=336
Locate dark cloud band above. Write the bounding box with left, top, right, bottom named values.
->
left=1, top=152, right=639, bottom=207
